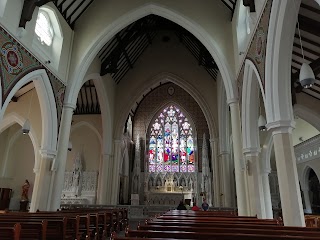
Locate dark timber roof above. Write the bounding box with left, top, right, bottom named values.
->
left=97, top=14, right=219, bottom=84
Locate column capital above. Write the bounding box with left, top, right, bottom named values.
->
left=63, top=102, right=76, bottom=110
left=243, top=147, right=260, bottom=157
left=266, top=120, right=296, bottom=135
left=39, top=149, right=57, bottom=159
left=209, top=138, right=219, bottom=143
left=227, top=98, right=239, bottom=106
left=218, top=151, right=230, bottom=157
left=261, top=167, right=272, bottom=174
left=102, top=153, right=113, bottom=161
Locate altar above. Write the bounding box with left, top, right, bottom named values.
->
left=143, top=172, right=196, bottom=206
left=146, top=192, right=192, bottom=206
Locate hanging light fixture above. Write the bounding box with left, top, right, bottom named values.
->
left=295, top=0, right=315, bottom=88
left=299, top=63, right=315, bottom=88
left=22, top=87, right=34, bottom=135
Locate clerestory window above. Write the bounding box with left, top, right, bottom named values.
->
left=35, top=10, right=54, bottom=46
left=148, top=105, right=195, bottom=173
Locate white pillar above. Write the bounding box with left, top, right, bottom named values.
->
left=261, top=168, right=273, bottom=219
left=50, top=103, right=75, bottom=210
left=269, top=126, right=305, bottom=226
left=245, top=152, right=266, bottom=219
left=98, top=153, right=113, bottom=204
left=210, top=138, right=220, bottom=207
left=111, top=140, right=122, bottom=204
left=228, top=99, right=249, bottom=216
left=29, top=149, right=56, bottom=212
left=219, top=151, right=232, bottom=207
left=302, top=187, right=312, bottom=214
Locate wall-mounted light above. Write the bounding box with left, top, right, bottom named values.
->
left=258, top=115, right=267, bottom=131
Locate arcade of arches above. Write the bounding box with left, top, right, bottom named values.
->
left=0, top=0, right=320, bottom=228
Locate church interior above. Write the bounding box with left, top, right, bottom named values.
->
left=1, top=0, right=320, bottom=238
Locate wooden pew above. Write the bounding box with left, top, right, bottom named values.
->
left=0, top=223, right=21, bottom=240
left=0, top=219, right=47, bottom=239
left=124, top=229, right=320, bottom=239
left=0, top=207, right=125, bottom=240
left=138, top=224, right=320, bottom=238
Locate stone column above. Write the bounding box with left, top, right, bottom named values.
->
left=245, top=152, right=266, bottom=219
left=261, top=168, right=273, bottom=219
left=219, top=151, right=232, bottom=207
left=269, top=125, right=305, bottom=226
left=110, top=140, right=122, bottom=204
left=209, top=138, right=219, bottom=206
left=29, top=149, right=56, bottom=211
left=50, top=103, right=75, bottom=210
left=208, top=139, right=221, bottom=207
left=228, top=99, right=249, bottom=216
left=302, top=187, right=312, bottom=214
left=98, top=153, right=113, bottom=204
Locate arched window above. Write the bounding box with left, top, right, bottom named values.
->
left=148, top=105, right=195, bottom=173
left=35, top=10, right=54, bottom=46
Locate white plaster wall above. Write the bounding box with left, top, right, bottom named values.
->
left=66, top=115, right=102, bottom=171
left=292, top=118, right=319, bottom=146
left=5, top=130, right=35, bottom=210
left=111, top=31, right=218, bottom=134
left=4, top=89, right=42, bottom=146
left=70, top=0, right=235, bottom=79
left=297, top=94, right=320, bottom=117
left=0, top=1, right=73, bottom=82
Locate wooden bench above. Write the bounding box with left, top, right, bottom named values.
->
left=0, top=223, right=21, bottom=240
left=0, top=207, right=125, bottom=240
left=124, top=229, right=320, bottom=239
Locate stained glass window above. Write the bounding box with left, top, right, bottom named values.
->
left=148, top=105, right=195, bottom=173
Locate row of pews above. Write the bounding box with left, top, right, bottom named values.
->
left=112, top=210, right=320, bottom=240
left=0, top=207, right=127, bottom=239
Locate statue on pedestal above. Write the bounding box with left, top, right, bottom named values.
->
left=20, top=179, right=30, bottom=211
left=21, top=179, right=30, bottom=201
left=72, top=152, right=83, bottom=196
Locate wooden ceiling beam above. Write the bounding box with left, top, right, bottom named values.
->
left=298, top=14, right=320, bottom=38
left=293, top=42, right=320, bottom=57
left=300, top=3, right=320, bottom=15
left=295, top=34, right=320, bottom=49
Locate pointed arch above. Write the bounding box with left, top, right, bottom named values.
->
left=71, top=121, right=102, bottom=146
left=0, top=69, right=57, bottom=154
left=65, top=3, right=236, bottom=114
left=73, top=73, right=113, bottom=154
left=242, top=59, right=266, bottom=153
left=0, top=112, right=40, bottom=173
left=147, top=102, right=197, bottom=173
left=265, top=0, right=300, bottom=129
left=114, top=72, right=216, bottom=142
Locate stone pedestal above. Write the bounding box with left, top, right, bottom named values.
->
left=131, top=194, right=139, bottom=205
left=19, top=200, right=29, bottom=212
